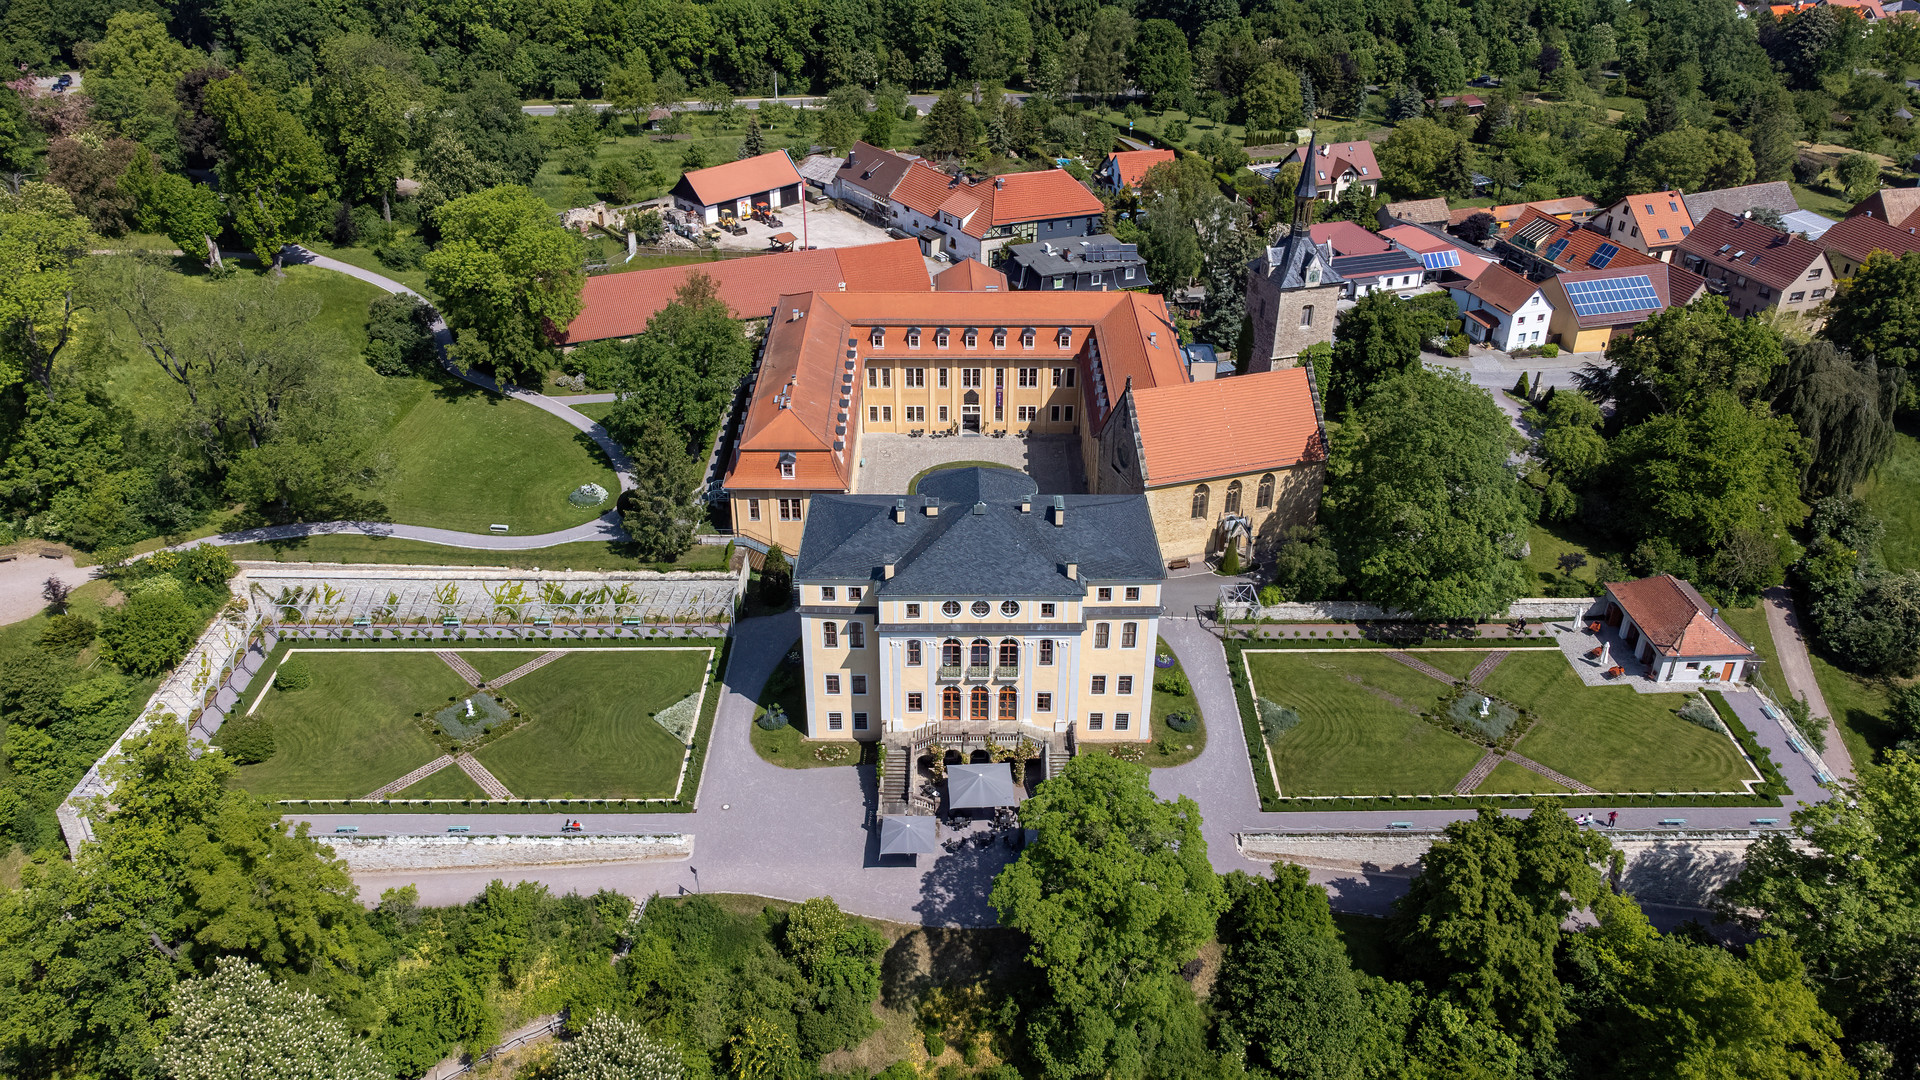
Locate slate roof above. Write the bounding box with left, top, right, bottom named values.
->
left=833, top=142, right=916, bottom=201
left=1005, top=234, right=1148, bottom=282
left=794, top=467, right=1165, bottom=594
left=670, top=151, right=803, bottom=207
left=1606, top=575, right=1756, bottom=659
left=1682, top=181, right=1800, bottom=225
left=560, top=240, right=930, bottom=344
left=1676, top=208, right=1830, bottom=292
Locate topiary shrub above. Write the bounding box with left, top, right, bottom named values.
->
left=275, top=657, right=314, bottom=692
left=1165, top=710, right=1197, bottom=733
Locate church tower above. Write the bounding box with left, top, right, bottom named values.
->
left=1244, top=133, right=1343, bottom=370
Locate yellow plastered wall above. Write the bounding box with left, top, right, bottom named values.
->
left=1145, top=463, right=1324, bottom=565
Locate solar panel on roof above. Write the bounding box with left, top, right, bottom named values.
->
left=1421, top=249, right=1461, bottom=270
left=1562, top=274, right=1661, bottom=319
left=1543, top=237, right=1570, bottom=263
left=1588, top=242, right=1620, bottom=269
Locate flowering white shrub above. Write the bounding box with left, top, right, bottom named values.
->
left=652, top=694, right=699, bottom=743
left=158, top=957, right=386, bottom=1080
left=551, top=1015, right=684, bottom=1080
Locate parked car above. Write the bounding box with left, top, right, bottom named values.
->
left=50, top=74, right=72, bottom=93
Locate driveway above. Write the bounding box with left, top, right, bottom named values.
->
left=1426, top=347, right=1595, bottom=426
left=852, top=433, right=1084, bottom=495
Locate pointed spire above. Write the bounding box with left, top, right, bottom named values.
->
left=1290, top=129, right=1318, bottom=238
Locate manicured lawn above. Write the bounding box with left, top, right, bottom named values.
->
left=303, top=238, right=433, bottom=298
left=1858, top=426, right=1920, bottom=573
left=231, top=653, right=461, bottom=799
left=398, top=766, right=488, bottom=800
left=572, top=402, right=616, bottom=423
left=361, top=379, right=621, bottom=534
left=1809, top=651, right=1898, bottom=769
left=472, top=649, right=710, bottom=797
left=907, top=461, right=1016, bottom=493
left=1245, top=652, right=1484, bottom=796
left=1522, top=521, right=1618, bottom=596
left=1144, top=638, right=1205, bottom=768
left=1484, top=654, right=1758, bottom=792
left=751, top=645, right=854, bottom=768
left=1475, top=759, right=1571, bottom=795
left=219, top=534, right=727, bottom=572
left=1409, top=649, right=1483, bottom=681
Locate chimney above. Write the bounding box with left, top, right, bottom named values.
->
left=838, top=281, right=846, bottom=291
left=995, top=176, right=1004, bottom=189
left=884, top=563, right=896, bottom=578
left=791, top=308, right=802, bottom=320
left=924, top=498, right=939, bottom=517
left=1065, top=562, right=1078, bottom=579
left=1020, top=497, right=1031, bottom=514
left=1052, top=494, right=1066, bottom=527
left=972, top=502, right=986, bottom=515
left=893, top=498, right=907, bottom=524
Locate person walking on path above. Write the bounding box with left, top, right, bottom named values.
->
left=1608, top=810, right=1617, bottom=827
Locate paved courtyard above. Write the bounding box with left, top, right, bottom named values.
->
left=1554, top=620, right=1707, bottom=694
left=851, top=433, right=1086, bottom=495
left=712, top=203, right=897, bottom=251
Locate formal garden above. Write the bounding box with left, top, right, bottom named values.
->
left=1234, top=646, right=1772, bottom=807
left=217, top=640, right=719, bottom=809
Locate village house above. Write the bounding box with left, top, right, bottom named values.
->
left=1681, top=181, right=1801, bottom=226
left=1538, top=263, right=1709, bottom=352
left=1591, top=190, right=1694, bottom=261
left=1004, top=235, right=1152, bottom=292
left=669, top=151, right=804, bottom=225
left=1095, top=149, right=1176, bottom=193
left=1818, top=213, right=1920, bottom=278
left=1281, top=140, right=1382, bottom=200
left=838, top=147, right=1105, bottom=264
left=1450, top=265, right=1555, bottom=351
left=1675, top=209, right=1835, bottom=322
left=1847, top=186, right=1920, bottom=230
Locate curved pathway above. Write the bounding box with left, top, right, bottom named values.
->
left=168, top=248, right=638, bottom=554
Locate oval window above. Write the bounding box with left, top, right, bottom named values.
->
left=942, top=600, right=962, bottom=618
left=971, top=600, right=992, bottom=617
left=1000, top=601, right=1019, bottom=617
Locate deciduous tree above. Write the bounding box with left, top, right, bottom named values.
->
left=158, top=957, right=387, bottom=1080
left=423, top=185, right=584, bottom=385
left=1578, top=296, right=1789, bottom=424
left=202, top=74, right=335, bottom=269
left=1772, top=339, right=1903, bottom=496
left=310, top=35, right=427, bottom=221
left=0, top=183, right=90, bottom=401
left=1824, top=250, right=1920, bottom=372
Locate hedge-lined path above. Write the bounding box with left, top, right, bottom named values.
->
left=437, top=652, right=485, bottom=688
left=1453, top=750, right=1503, bottom=795
left=365, top=755, right=457, bottom=800
left=456, top=754, right=515, bottom=799
left=1467, top=650, right=1510, bottom=685
left=1505, top=751, right=1599, bottom=794
left=1384, top=651, right=1459, bottom=685
left=488, top=650, right=568, bottom=688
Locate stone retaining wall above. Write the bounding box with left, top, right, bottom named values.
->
left=1222, top=597, right=1605, bottom=622
left=1239, top=830, right=1810, bottom=909
left=242, top=561, right=748, bottom=625
left=320, top=833, right=692, bottom=871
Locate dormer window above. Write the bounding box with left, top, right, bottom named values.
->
left=935, top=328, right=950, bottom=348
left=1021, top=328, right=1036, bottom=348
left=1056, top=328, right=1072, bottom=349
left=870, top=327, right=884, bottom=348
left=964, top=328, right=978, bottom=348
left=907, top=328, right=921, bottom=349
left=993, top=328, right=1007, bottom=347
left=779, top=451, right=796, bottom=479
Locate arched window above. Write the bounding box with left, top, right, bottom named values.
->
left=970, top=685, right=991, bottom=719
left=999, top=686, right=1018, bottom=719
left=1224, top=480, right=1242, bottom=515
left=1256, top=472, right=1275, bottom=508
left=970, top=639, right=991, bottom=668
left=943, top=686, right=962, bottom=720
left=907, top=640, right=922, bottom=666
left=998, top=639, right=1019, bottom=670
left=1191, top=484, right=1210, bottom=519
left=942, top=638, right=962, bottom=667
left=847, top=621, right=864, bottom=648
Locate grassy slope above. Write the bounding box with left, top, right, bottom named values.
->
left=363, top=379, right=620, bottom=534
left=233, top=653, right=461, bottom=799
left=472, top=649, right=709, bottom=797
left=219, top=535, right=729, bottom=572
left=1859, top=427, right=1920, bottom=573
left=1810, top=653, right=1895, bottom=769
left=1246, top=652, right=1484, bottom=796
left=572, top=402, right=616, bottom=423
left=1485, top=654, right=1755, bottom=792
left=1475, top=758, right=1572, bottom=795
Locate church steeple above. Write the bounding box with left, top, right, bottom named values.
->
left=1290, top=131, right=1318, bottom=239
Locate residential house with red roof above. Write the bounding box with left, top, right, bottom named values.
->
left=933, top=259, right=1009, bottom=291
left=1446, top=196, right=1598, bottom=232
left=1601, top=575, right=1759, bottom=684
left=722, top=288, right=1326, bottom=565
left=1540, top=262, right=1708, bottom=352
left=1819, top=213, right=1920, bottom=278
left=1449, top=265, right=1554, bottom=351
left=1675, top=208, right=1836, bottom=322
left=669, top=151, right=804, bottom=225
left=1846, top=186, right=1920, bottom=231
left=558, top=240, right=931, bottom=345
left=857, top=153, right=1105, bottom=264
left=1096, top=149, right=1176, bottom=193
left=1380, top=223, right=1500, bottom=283
left=1592, top=190, right=1695, bottom=261
left=1283, top=141, right=1383, bottom=200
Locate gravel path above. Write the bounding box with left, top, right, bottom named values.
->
left=1385, top=650, right=1460, bottom=685
left=436, top=651, right=485, bottom=687
left=456, top=754, right=515, bottom=799
left=366, top=755, right=457, bottom=800
left=1762, top=586, right=1852, bottom=781
left=487, top=650, right=568, bottom=687
left=0, top=553, right=93, bottom=626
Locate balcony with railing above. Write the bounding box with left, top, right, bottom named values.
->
left=965, top=664, right=991, bottom=681
left=936, top=664, right=962, bottom=682
left=993, top=664, right=1019, bottom=681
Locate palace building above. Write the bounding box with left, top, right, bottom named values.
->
left=792, top=467, right=1164, bottom=749
left=722, top=289, right=1327, bottom=565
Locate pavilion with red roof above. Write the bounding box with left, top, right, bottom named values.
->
left=1600, top=575, right=1759, bottom=684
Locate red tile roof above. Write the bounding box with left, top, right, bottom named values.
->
left=1606, top=575, right=1756, bottom=659
left=725, top=290, right=1184, bottom=494
left=892, top=163, right=1103, bottom=239
left=1287, top=141, right=1382, bottom=187
left=1822, top=212, right=1920, bottom=264
left=1848, top=187, right=1920, bottom=227
left=934, top=259, right=1009, bottom=291
left=1463, top=264, right=1543, bottom=314
left=1447, top=196, right=1599, bottom=228
left=1128, top=367, right=1325, bottom=486
left=1104, top=149, right=1176, bottom=189
left=671, top=151, right=803, bottom=208
left=1676, top=208, right=1831, bottom=292
left=1309, top=220, right=1392, bottom=256
left=559, top=240, right=930, bottom=344
left=1609, top=190, right=1694, bottom=249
